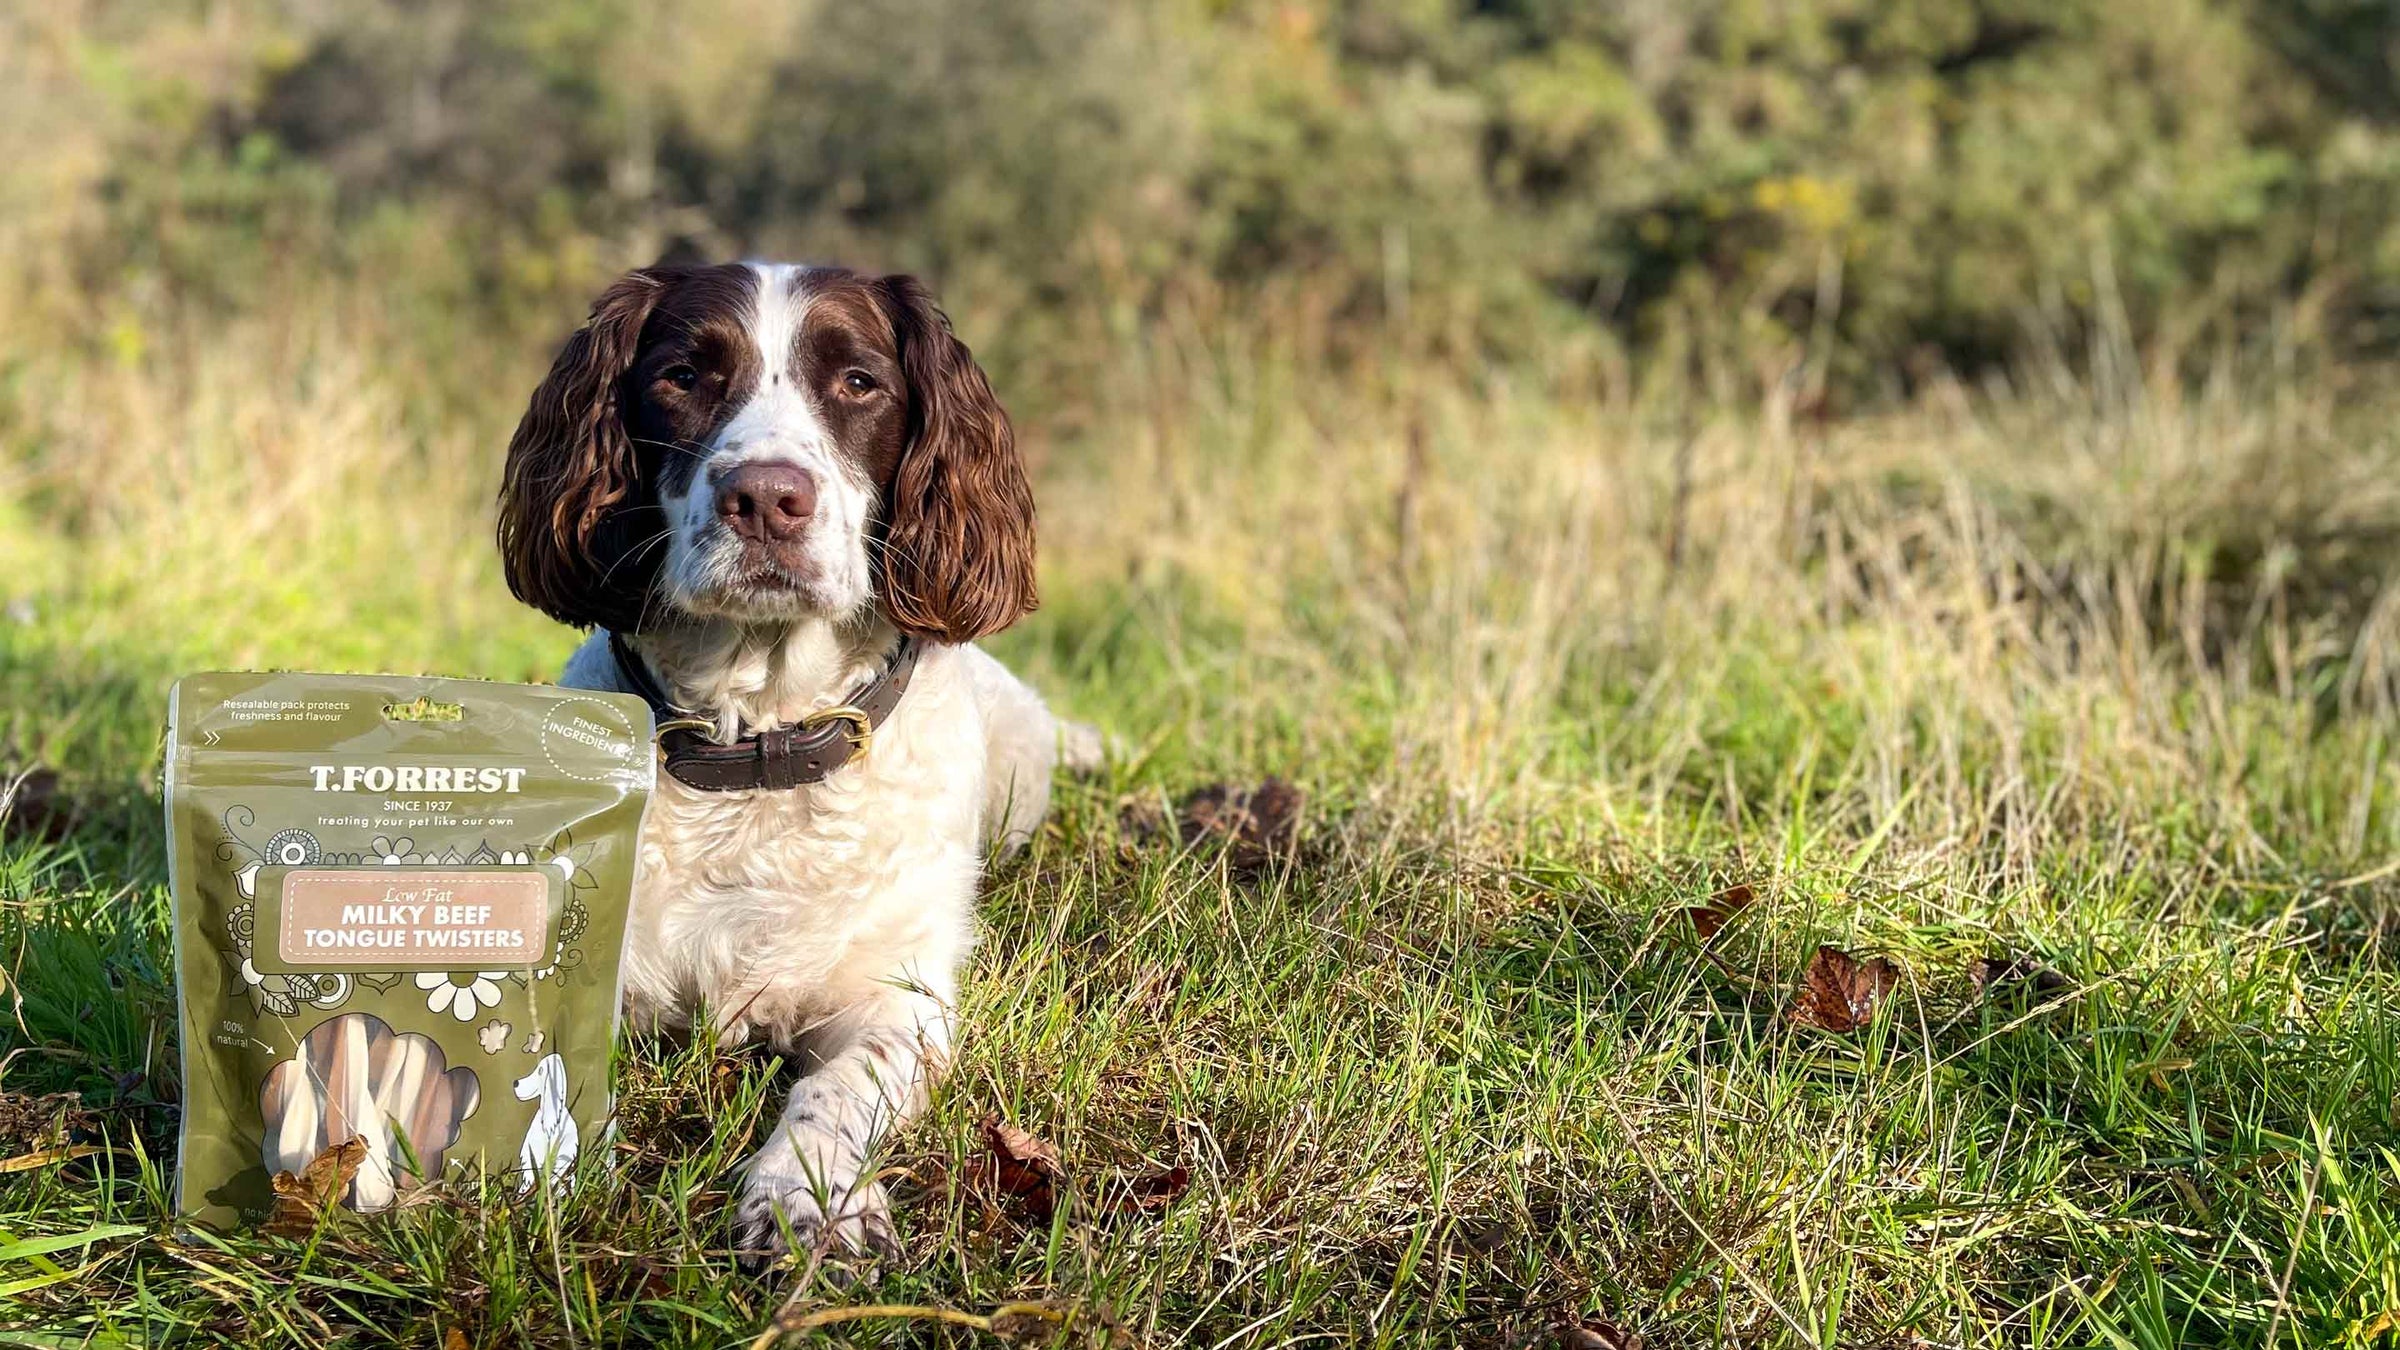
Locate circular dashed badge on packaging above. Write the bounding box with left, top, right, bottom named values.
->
left=540, top=697, right=644, bottom=783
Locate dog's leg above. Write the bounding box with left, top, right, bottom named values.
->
left=732, top=987, right=951, bottom=1262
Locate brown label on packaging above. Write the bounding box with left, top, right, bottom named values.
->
left=277, top=869, right=548, bottom=966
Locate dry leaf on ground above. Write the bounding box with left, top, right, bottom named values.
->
left=1788, top=945, right=1899, bottom=1033
left=978, top=1115, right=1064, bottom=1222
left=265, top=1136, right=368, bottom=1237
left=1174, top=778, right=1303, bottom=873
left=972, top=1116, right=1189, bottom=1226
left=1097, top=1163, right=1190, bottom=1219
left=1554, top=1313, right=1644, bottom=1350
left=1971, top=953, right=2070, bottom=999
left=1685, top=882, right=1755, bottom=941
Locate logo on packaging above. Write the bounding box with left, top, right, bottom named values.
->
left=308, top=766, right=528, bottom=793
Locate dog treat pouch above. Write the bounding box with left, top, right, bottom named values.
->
left=165, top=673, right=654, bottom=1229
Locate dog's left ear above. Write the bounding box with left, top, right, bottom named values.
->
left=871, top=275, right=1037, bottom=644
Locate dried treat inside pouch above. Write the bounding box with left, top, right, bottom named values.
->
left=260, top=1012, right=482, bottom=1211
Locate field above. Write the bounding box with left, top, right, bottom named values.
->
left=1, top=270, right=2399, bottom=1348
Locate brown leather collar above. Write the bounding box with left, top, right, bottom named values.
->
left=608, top=630, right=919, bottom=792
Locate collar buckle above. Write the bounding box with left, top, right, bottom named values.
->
left=798, top=704, right=875, bottom=758
left=652, top=716, right=718, bottom=766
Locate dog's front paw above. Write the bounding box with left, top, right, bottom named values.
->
left=732, top=1149, right=897, bottom=1269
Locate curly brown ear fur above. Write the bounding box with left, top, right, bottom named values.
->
left=495, top=269, right=672, bottom=631
left=873, top=275, right=1038, bottom=643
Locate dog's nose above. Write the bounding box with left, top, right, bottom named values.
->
left=714, top=461, right=818, bottom=542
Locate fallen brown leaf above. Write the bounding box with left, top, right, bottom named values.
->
left=1175, top=778, right=1303, bottom=873
left=979, top=1115, right=1064, bottom=1222
left=1788, top=944, right=1899, bottom=1033
left=1685, top=882, right=1756, bottom=941
left=1554, top=1313, right=1644, bottom=1350
left=1456, top=1217, right=1512, bottom=1253
left=971, top=1116, right=1189, bottom=1229
left=626, top=1259, right=678, bottom=1301
left=1099, top=1163, right=1190, bottom=1219
left=1971, top=952, right=2070, bottom=999
left=265, top=1136, right=367, bottom=1237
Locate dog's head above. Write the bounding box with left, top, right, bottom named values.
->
left=497, top=263, right=1036, bottom=640
left=513, top=1052, right=567, bottom=1105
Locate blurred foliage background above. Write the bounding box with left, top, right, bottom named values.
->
left=11, top=0, right=2400, bottom=412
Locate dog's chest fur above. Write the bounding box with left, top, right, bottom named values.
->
left=561, top=633, right=982, bottom=1049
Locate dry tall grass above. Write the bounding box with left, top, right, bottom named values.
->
left=10, top=275, right=2399, bottom=876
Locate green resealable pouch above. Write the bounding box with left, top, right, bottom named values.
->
left=165, top=673, right=653, bottom=1229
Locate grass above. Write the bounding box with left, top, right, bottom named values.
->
left=5, top=292, right=2400, bottom=1347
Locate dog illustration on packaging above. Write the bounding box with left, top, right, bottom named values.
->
left=512, top=1053, right=577, bottom=1194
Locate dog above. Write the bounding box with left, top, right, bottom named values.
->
left=512, top=1052, right=577, bottom=1195
left=495, top=262, right=1098, bottom=1258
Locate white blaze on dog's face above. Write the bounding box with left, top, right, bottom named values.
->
left=496, top=262, right=1038, bottom=644
left=630, top=265, right=899, bottom=623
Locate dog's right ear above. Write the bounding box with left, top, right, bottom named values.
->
left=497, top=269, right=672, bottom=632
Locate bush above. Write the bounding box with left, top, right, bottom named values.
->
left=10, top=0, right=2400, bottom=396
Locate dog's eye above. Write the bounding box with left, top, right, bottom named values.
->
left=841, top=370, right=878, bottom=395
left=660, top=364, right=699, bottom=392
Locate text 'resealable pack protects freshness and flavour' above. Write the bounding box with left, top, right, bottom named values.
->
left=165, top=673, right=653, bottom=1228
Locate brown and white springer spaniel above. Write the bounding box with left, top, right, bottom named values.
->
left=496, top=263, right=1099, bottom=1259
